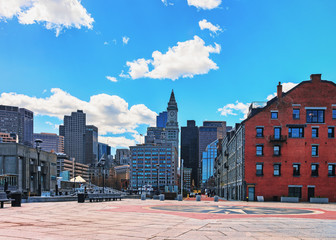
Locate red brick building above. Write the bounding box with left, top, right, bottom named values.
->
left=244, top=74, right=336, bottom=202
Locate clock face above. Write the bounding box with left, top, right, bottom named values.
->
left=170, top=111, right=175, bottom=117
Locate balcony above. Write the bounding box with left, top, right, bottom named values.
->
left=269, top=135, right=287, bottom=142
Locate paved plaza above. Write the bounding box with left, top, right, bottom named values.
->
left=0, top=197, right=336, bottom=240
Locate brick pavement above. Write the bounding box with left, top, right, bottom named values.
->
left=0, top=199, right=335, bottom=239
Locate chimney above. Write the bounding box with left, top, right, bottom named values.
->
left=277, top=82, right=282, bottom=99
left=310, top=74, right=322, bottom=83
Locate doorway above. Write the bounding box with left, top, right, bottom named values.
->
left=308, top=187, right=315, bottom=201
left=248, top=187, right=255, bottom=201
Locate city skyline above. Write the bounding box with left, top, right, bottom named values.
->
left=1, top=0, right=336, bottom=152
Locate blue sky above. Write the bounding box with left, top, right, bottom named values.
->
left=1, top=0, right=336, bottom=151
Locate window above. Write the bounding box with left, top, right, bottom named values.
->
left=333, top=109, right=336, bottom=119
left=288, top=187, right=302, bottom=198
left=306, top=109, right=325, bottom=123
left=312, top=127, right=319, bottom=138
left=256, top=163, right=263, bottom=176
left=293, top=109, right=300, bottom=119
left=273, top=145, right=280, bottom=156
left=274, top=164, right=281, bottom=176
left=271, top=112, right=278, bottom=119
left=328, top=127, right=335, bottom=138
left=311, top=164, right=319, bottom=176
left=293, top=164, right=300, bottom=176
left=256, top=127, right=264, bottom=137
left=288, top=127, right=304, bottom=138
left=256, top=145, right=263, bottom=156
left=328, top=164, right=335, bottom=176
left=312, top=145, right=318, bottom=156
left=274, top=127, right=281, bottom=139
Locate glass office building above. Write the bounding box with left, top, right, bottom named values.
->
left=202, top=139, right=218, bottom=184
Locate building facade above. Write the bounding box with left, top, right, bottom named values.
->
left=56, top=153, right=89, bottom=182
left=215, top=124, right=245, bottom=200
left=0, top=143, right=57, bottom=195
left=216, top=74, right=336, bottom=202
left=0, top=105, right=33, bottom=146
left=0, top=132, right=17, bottom=143
left=115, top=149, right=131, bottom=165
left=243, top=74, right=336, bottom=202
left=130, top=143, right=176, bottom=192
left=181, top=120, right=199, bottom=189
left=33, top=133, right=64, bottom=153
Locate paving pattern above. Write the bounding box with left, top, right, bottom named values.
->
left=150, top=204, right=318, bottom=215
left=0, top=198, right=335, bottom=239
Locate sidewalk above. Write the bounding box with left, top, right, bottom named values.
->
left=0, top=199, right=335, bottom=239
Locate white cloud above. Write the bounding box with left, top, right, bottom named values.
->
left=187, top=0, right=221, bottom=10
left=199, top=19, right=222, bottom=34
left=104, top=41, right=109, bottom=45
left=266, top=82, right=298, bottom=100
left=218, top=82, right=299, bottom=120
left=98, top=136, right=136, bottom=149
left=0, top=0, right=94, bottom=36
left=122, top=36, right=130, bottom=45
left=119, top=70, right=130, bottom=79
left=45, top=121, right=59, bottom=129
left=126, top=35, right=221, bottom=80
left=0, top=88, right=157, bottom=136
left=218, top=101, right=250, bottom=119
left=161, top=0, right=174, bottom=6
left=106, top=76, right=118, bottom=82
left=0, top=0, right=30, bottom=19
left=126, top=58, right=151, bottom=79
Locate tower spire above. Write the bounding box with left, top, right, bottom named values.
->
left=167, top=90, right=178, bottom=110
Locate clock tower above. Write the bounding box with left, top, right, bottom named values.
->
left=166, top=90, right=179, bottom=166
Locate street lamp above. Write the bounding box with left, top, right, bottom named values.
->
left=35, top=139, right=43, bottom=196
left=136, top=168, right=138, bottom=194
left=181, top=159, right=184, bottom=197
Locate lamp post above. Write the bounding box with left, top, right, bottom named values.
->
left=181, top=159, right=184, bottom=196
left=156, top=165, right=160, bottom=195
left=35, top=139, right=43, bottom=196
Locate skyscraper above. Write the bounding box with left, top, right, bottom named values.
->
left=156, top=111, right=167, bottom=128
left=85, top=125, right=98, bottom=165
left=59, top=110, right=86, bottom=164
left=181, top=120, right=199, bottom=188
left=0, top=105, right=33, bottom=146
